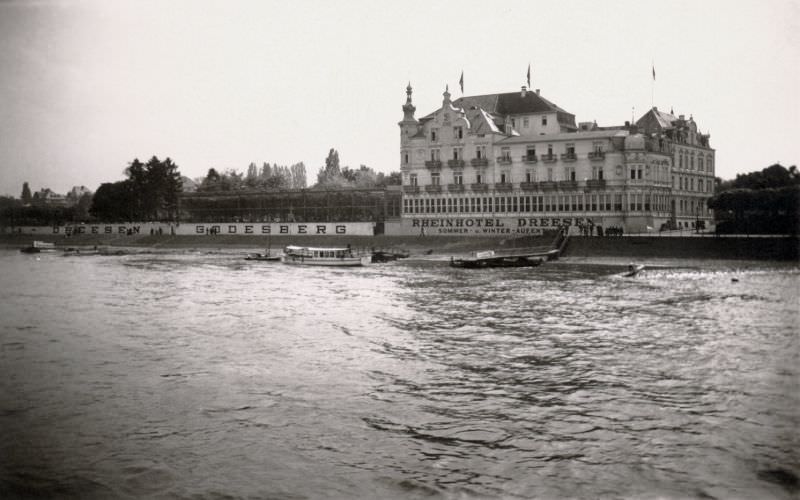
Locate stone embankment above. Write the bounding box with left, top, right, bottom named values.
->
left=2, top=232, right=797, bottom=260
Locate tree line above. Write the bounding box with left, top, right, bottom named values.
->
left=2, top=148, right=402, bottom=225
left=195, top=150, right=401, bottom=192
left=708, top=163, right=799, bottom=234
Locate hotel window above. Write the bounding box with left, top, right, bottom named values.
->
left=565, top=143, right=575, bottom=157
left=409, top=174, right=418, bottom=186
left=614, top=194, right=622, bottom=211
left=453, top=171, right=463, bottom=185
left=523, top=117, right=529, bottom=128
left=699, top=157, right=704, bottom=170
left=454, top=126, right=463, bottom=139
left=499, top=197, right=506, bottom=212
left=453, top=147, right=462, bottom=160
left=690, top=153, right=695, bottom=170
left=430, top=149, right=440, bottom=161
left=592, top=141, right=604, bottom=153
left=470, top=197, right=477, bottom=212
left=482, top=197, right=489, bottom=213
left=577, top=195, right=583, bottom=211
left=679, top=153, right=683, bottom=168
left=476, top=145, right=486, bottom=159
left=547, top=168, right=553, bottom=181
left=500, top=172, right=509, bottom=184
left=431, top=129, right=438, bottom=142
left=525, top=170, right=533, bottom=183
left=500, top=147, right=511, bottom=160
left=690, top=178, right=694, bottom=191
left=547, top=144, right=553, bottom=156
left=512, top=196, right=518, bottom=212
left=591, top=195, right=597, bottom=212
left=708, top=156, right=713, bottom=172
left=566, top=167, right=576, bottom=181
left=645, top=195, right=651, bottom=211
left=526, top=146, right=536, bottom=160
left=431, top=172, right=440, bottom=186
left=542, top=116, right=548, bottom=126
left=476, top=172, right=483, bottom=184
left=403, top=151, right=409, bottom=165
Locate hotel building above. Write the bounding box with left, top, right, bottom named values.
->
left=398, top=83, right=715, bottom=235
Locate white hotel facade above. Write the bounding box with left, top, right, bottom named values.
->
left=398, top=83, right=715, bottom=235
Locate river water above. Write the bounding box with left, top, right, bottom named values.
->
left=0, top=249, right=797, bottom=499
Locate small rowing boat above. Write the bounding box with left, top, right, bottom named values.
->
left=623, top=264, right=645, bottom=277
left=244, top=251, right=281, bottom=262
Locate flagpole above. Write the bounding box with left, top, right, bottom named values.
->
left=651, top=61, right=655, bottom=109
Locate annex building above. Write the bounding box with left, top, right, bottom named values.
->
left=397, top=83, right=715, bottom=236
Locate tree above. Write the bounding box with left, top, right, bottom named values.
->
left=21, top=182, right=32, bottom=204
left=316, top=148, right=342, bottom=186
left=90, top=181, right=135, bottom=221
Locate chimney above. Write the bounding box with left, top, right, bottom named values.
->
left=535, top=89, right=540, bottom=95
left=521, top=86, right=527, bottom=97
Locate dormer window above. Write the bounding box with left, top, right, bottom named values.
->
left=431, top=129, right=437, bottom=142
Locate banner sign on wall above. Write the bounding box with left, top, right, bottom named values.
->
left=2, top=222, right=376, bottom=236
left=397, top=217, right=594, bottom=236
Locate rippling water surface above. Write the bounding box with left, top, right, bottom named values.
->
left=0, top=249, right=798, bottom=499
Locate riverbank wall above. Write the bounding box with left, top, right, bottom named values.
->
left=562, top=236, right=799, bottom=261
left=2, top=233, right=797, bottom=261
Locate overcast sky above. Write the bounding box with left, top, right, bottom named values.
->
left=1, top=0, right=798, bottom=196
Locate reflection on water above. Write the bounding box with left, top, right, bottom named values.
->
left=0, top=249, right=798, bottom=499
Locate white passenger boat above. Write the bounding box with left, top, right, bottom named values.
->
left=280, top=245, right=370, bottom=267
left=20, top=240, right=57, bottom=253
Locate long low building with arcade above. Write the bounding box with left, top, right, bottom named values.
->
left=397, top=82, right=715, bottom=236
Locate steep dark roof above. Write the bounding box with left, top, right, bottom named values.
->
left=453, top=91, right=569, bottom=115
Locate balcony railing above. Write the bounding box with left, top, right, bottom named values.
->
left=588, top=151, right=606, bottom=160
left=541, top=154, right=557, bottom=163
left=560, top=153, right=577, bottom=162
left=470, top=183, right=489, bottom=192
left=471, top=158, right=489, bottom=167
left=522, top=154, right=538, bottom=164
left=494, top=182, right=513, bottom=192
left=402, top=185, right=419, bottom=194
left=424, top=160, right=442, bottom=169
left=447, top=159, right=465, bottom=168
left=539, top=181, right=557, bottom=190
left=585, top=179, right=606, bottom=189
left=425, top=184, right=442, bottom=193
left=447, top=183, right=465, bottom=192
left=496, top=156, right=512, bottom=165
left=558, top=180, right=579, bottom=190
left=520, top=182, right=538, bottom=191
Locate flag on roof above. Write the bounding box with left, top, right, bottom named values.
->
left=527, top=63, right=531, bottom=88
left=652, top=65, right=656, bottom=80
left=459, top=71, right=464, bottom=93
